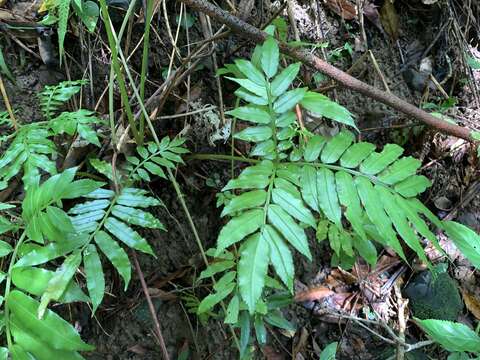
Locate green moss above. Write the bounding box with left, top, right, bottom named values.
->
left=403, top=271, right=463, bottom=321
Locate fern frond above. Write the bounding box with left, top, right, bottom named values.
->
left=124, top=137, right=188, bottom=181
left=7, top=290, right=94, bottom=358
left=21, top=167, right=103, bottom=243
left=0, top=110, right=11, bottom=126
left=0, top=111, right=15, bottom=147
left=50, top=109, right=105, bottom=146
left=39, top=79, right=87, bottom=119
left=68, top=186, right=165, bottom=307
left=0, top=124, right=57, bottom=190
left=7, top=167, right=103, bottom=354
left=199, top=37, right=449, bottom=324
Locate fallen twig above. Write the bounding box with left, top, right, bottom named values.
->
left=132, top=252, right=170, bottom=360
left=178, top=0, right=477, bottom=142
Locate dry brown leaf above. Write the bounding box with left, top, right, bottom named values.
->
left=262, top=346, right=285, bottom=360
left=461, top=287, right=480, bottom=320
left=147, top=287, right=177, bottom=301
left=324, top=0, right=357, bottom=20
left=363, top=2, right=384, bottom=33
left=127, top=344, right=147, bottom=355
left=294, top=286, right=334, bottom=302
left=380, top=0, right=399, bottom=41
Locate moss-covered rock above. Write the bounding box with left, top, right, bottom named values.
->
left=403, top=271, right=463, bottom=321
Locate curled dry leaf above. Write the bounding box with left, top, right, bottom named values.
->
left=380, top=0, right=400, bottom=41
left=298, top=255, right=400, bottom=320
left=425, top=232, right=463, bottom=263
left=324, top=0, right=357, bottom=20
left=295, top=286, right=334, bottom=302
left=461, top=287, right=480, bottom=321
left=363, top=2, right=384, bottom=33
left=262, top=345, right=285, bottom=360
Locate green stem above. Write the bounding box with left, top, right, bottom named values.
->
left=262, top=83, right=278, bottom=224
left=106, top=22, right=161, bottom=146
left=107, top=0, right=138, bottom=148
left=98, top=0, right=141, bottom=144
left=4, top=231, right=27, bottom=350
left=139, top=0, right=154, bottom=139
left=230, top=98, right=240, bottom=179
left=188, top=154, right=388, bottom=187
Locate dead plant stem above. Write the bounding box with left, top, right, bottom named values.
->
left=0, top=75, right=17, bottom=130
left=132, top=252, right=170, bottom=360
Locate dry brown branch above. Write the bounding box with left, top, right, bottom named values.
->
left=178, top=0, right=477, bottom=142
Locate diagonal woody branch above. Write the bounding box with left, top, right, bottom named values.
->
left=179, top=0, right=476, bottom=141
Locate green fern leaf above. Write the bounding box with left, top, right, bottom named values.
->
left=355, top=177, right=407, bottom=261
left=226, top=106, right=270, bottom=124
left=10, top=319, right=85, bottom=360
left=262, top=225, right=294, bottom=292
left=125, top=137, right=187, bottom=182
left=83, top=244, right=105, bottom=313
left=300, top=165, right=320, bottom=212
left=216, top=209, right=264, bottom=255
left=227, top=77, right=267, bottom=99
left=57, top=0, right=71, bottom=65
left=38, top=251, right=82, bottom=318
left=0, top=125, right=57, bottom=190
left=271, top=63, right=301, bottom=97
left=50, top=109, right=103, bottom=146
left=7, top=290, right=94, bottom=352
left=273, top=88, right=307, bottom=113
left=300, top=91, right=356, bottom=129
left=339, top=142, right=376, bottom=168
left=22, top=168, right=102, bottom=243
left=11, top=267, right=88, bottom=302
left=267, top=204, right=311, bottom=260
left=221, top=190, right=267, bottom=217
left=234, top=59, right=265, bottom=85
left=238, top=233, right=269, bottom=313
left=234, top=126, right=273, bottom=142
left=359, top=143, right=404, bottom=175
left=200, top=37, right=475, bottom=331
left=94, top=231, right=131, bottom=289
left=14, top=233, right=89, bottom=268
left=320, top=130, right=354, bottom=164
left=197, top=283, right=235, bottom=314
left=271, top=188, right=315, bottom=227
left=261, top=37, right=279, bottom=79
left=335, top=171, right=367, bottom=241
left=303, top=135, right=326, bottom=162
left=316, top=168, right=342, bottom=227
left=225, top=295, right=240, bottom=324
left=39, top=80, right=87, bottom=119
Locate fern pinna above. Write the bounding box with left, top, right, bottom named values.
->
left=196, top=37, right=476, bottom=352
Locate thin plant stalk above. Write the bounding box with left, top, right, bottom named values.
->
left=139, top=0, right=155, bottom=138
left=108, top=0, right=138, bottom=147
left=0, top=75, right=17, bottom=130
left=98, top=0, right=141, bottom=144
